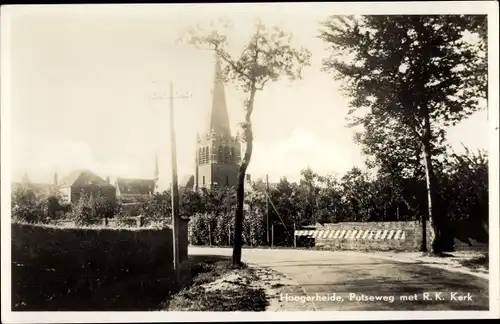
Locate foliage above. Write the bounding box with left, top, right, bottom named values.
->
left=11, top=186, right=66, bottom=224
left=72, top=191, right=116, bottom=226
left=438, top=148, right=489, bottom=243
left=319, top=15, right=487, bottom=253
left=138, top=191, right=171, bottom=220
left=11, top=157, right=487, bottom=249
left=187, top=156, right=488, bottom=247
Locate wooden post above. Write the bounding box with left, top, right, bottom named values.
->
left=150, top=81, right=191, bottom=281
left=294, top=223, right=297, bottom=248
left=228, top=224, right=231, bottom=246
left=271, top=223, right=274, bottom=248
left=169, top=81, right=181, bottom=279
left=102, top=218, right=108, bottom=227
left=136, top=215, right=144, bottom=228
left=266, top=174, right=269, bottom=245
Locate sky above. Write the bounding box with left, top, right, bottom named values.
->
left=4, top=4, right=490, bottom=188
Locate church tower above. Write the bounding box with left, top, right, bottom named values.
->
left=195, top=56, right=241, bottom=190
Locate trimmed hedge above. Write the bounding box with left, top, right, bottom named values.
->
left=11, top=222, right=175, bottom=311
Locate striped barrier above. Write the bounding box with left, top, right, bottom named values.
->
left=294, top=229, right=406, bottom=240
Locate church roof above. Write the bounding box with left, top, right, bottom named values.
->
left=205, top=56, right=231, bottom=137
left=116, top=178, right=156, bottom=195
left=180, top=175, right=195, bottom=188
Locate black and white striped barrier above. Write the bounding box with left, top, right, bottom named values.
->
left=294, top=229, right=406, bottom=240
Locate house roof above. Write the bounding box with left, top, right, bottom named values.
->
left=58, top=169, right=112, bottom=188
left=116, top=178, right=156, bottom=195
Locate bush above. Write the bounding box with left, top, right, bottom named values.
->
left=72, top=191, right=116, bottom=226
left=11, top=204, right=44, bottom=224
left=11, top=186, right=65, bottom=224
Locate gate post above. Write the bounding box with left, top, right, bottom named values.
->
left=294, top=223, right=297, bottom=248
left=136, top=215, right=144, bottom=227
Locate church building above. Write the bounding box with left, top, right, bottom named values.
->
left=188, top=57, right=244, bottom=191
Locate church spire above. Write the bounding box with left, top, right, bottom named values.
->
left=21, top=173, right=31, bottom=183
left=206, top=55, right=231, bottom=137
left=153, top=152, right=159, bottom=181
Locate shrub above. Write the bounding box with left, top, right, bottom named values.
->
left=11, top=186, right=65, bottom=224
left=72, top=191, right=115, bottom=226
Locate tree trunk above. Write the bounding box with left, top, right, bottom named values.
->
left=232, top=86, right=256, bottom=265
left=422, top=142, right=438, bottom=253
left=421, top=113, right=443, bottom=254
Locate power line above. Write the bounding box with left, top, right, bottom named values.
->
left=264, top=189, right=292, bottom=237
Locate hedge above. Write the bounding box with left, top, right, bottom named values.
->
left=11, top=222, right=175, bottom=311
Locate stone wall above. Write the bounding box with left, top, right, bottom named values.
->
left=296, top=221, right=434, bottom=252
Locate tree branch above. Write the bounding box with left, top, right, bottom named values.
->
left=205, top=40, right=252, bottom=80
left=256, top=76, right=270, bottom=91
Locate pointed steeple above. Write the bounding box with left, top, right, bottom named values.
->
left=154, top=152, right=159, bottom=181
left=21, top=173, right=31, bottom=183
left=206, top=55, right=231, bottom=137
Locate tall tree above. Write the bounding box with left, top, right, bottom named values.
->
left=320, top=15, right=487, bottom=254
left=316, top=174, right=343, bottom=224
left=299, top=167, right=321, bottom=223
left=184, top=21, right=311, bottom=264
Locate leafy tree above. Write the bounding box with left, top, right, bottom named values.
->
left=355, top=115, right=448, bottom=180
left=316, top=174, right=343, bottom=224
left=320, top=15, right=487, bottom=253
left=11, top=187, right=42, bottom=223
left=73, top=193, right=97, bottom=226
left=11, top=186, right=67, bottom=223
left=339, top=167, right=375, bottom=222
left=184, top=20, right=311, bottom=264
left=269, top=177, right=303, bottom=225
left=135, top=191, right=172, bottom=222
left=73, top=191, right=115, bottom=225
left=179, top=188, right=204, bottom=217
left=439, top=147, right=488, bottom=243
left=299, top=167, right=321, bottom=223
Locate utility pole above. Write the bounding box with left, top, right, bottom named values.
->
left=151, top=81, right=192, bottom=282
left=266, top=174, right=270, bottom=246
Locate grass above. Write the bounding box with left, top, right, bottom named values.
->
left=13, top=253, right=246, bottom=311
left=163, top=256, right=269, bottom=311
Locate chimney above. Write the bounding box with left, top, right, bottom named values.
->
left=53, top=172, right=58, bottom=185
left=106, top=176, right=110, bottom=184
left=246, top=174, right=251, bottom=183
